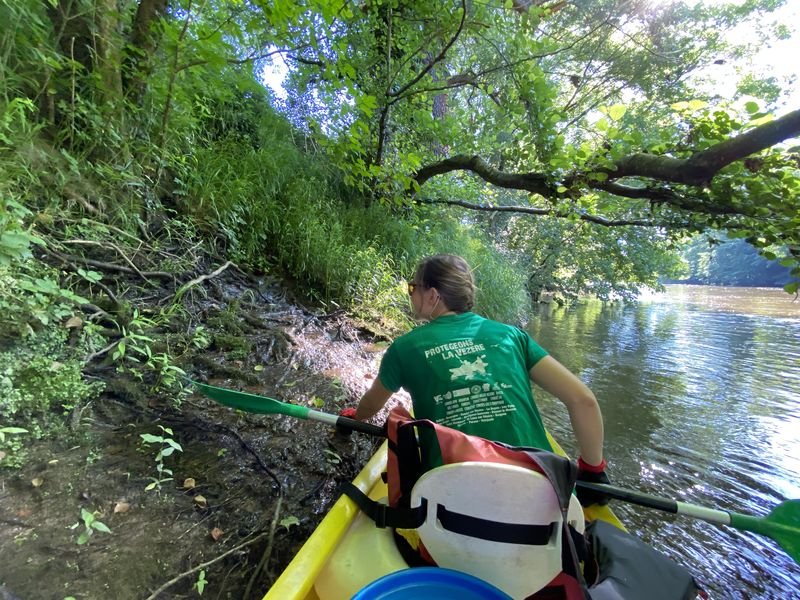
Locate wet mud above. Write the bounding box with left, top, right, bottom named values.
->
left=0, top=273, right=406, bottom=599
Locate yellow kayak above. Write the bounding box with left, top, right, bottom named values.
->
left=264, top=432, right=624, bottom=600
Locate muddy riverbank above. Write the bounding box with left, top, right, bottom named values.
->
left=0, top=269, right=406, bottom=600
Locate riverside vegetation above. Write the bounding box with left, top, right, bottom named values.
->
left=1, top=1, right=799, bottom=598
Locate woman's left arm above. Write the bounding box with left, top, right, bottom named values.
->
left=355, top=378, right=393, bottom=420
left=529, top=356, right=604, bottom=466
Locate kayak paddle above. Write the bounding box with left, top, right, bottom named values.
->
left=191, top=380, right=385, bottom=437
left=577, top=481, right=800, bottom=564
left=193, top=381, right=799, bottom=564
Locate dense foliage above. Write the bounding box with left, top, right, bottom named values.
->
left=1, top=0, right=798, bottom=463
left=267, top=0, right=800, bottom=291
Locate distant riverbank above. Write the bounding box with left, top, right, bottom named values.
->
left=642, top=284, right=800, bottom=320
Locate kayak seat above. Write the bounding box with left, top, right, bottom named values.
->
left=318, top=462, right=585, bottom=600
left=410, top=461, right=571, bottom=600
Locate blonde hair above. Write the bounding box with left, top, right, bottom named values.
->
left=415, top=254, right=475, bottom=313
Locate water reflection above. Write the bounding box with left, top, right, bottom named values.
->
left=526, top=285, right=800, bottom=599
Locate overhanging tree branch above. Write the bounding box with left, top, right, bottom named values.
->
left=415, top=197, right=668, bottom=227
left=605, top=108, right=800, bottom=185
left=413, top=108, right=800, bottom=215
left=415, top=155, right=554, bottom=194
left=374, top=0, right=467, bottom=165
left=387, top=0, right=467, bottom=99
left=176, top=45, right=315, bottom=73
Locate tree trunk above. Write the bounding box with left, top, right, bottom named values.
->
left=94, top=0, right=124, bottom=109
left=124, top=0, right=169, bottom=103
left=44, top=0, right=94, bottom=132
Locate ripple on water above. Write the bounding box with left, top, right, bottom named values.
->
left=530, top=288, right=800, bottom=598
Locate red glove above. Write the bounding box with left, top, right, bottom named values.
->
left=576, top=456, right=610, bottom=507
left=339, top=407, right=357, bottom=419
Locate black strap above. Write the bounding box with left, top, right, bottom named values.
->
left=562, top=514, right=593, bottom=599
left=560, top=523, right=589, bottom=578
left=436, top=503, right=556, bottom=545
left=393, top=423, right=423, bottom=501
left=340, top=482, right=427, bottom=529
left=392, top=529, right=431, bottom=567
left=343, top=480, right=557, bottom=547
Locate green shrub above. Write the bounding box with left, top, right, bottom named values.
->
left=0, top=328, right=103, bottom=467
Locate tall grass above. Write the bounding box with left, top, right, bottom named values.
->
left=184, top=110, right=530, bottom=327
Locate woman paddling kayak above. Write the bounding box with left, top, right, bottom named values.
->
left=344, top=253, right=610, bottom=505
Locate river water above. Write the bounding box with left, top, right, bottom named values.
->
left=526, top=284, right=800, bottom=599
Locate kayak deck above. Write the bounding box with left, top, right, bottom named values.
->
left=264, top=434, right=624, bottom=600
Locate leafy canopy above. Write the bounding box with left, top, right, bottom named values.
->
left=261, top=0, right=799, bottom=285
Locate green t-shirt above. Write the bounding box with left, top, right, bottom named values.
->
left=378, top=312, right=553, bottom=461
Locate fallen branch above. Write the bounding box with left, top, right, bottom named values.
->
left=84, top=339, right=120, bottom=363
left=49, top=250, right=174, bottom=280
left=244, top=494, right=284, bottom=600
left=143, top=531, right=268, bottom=600
left=171, top=261, right=235, bottom=302
left=184, top=418, right=282, bottom=488
left=60, top=239, right=155, bottom=284
left=78, top=303, right=112, bottom=320
left=44, top=249, right=120, bottom=304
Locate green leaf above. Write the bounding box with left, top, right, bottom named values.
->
left=165, top=439, right=183, bottom=452
left=92, top=521, right=111, bottom=534
left=59, top=289, right=90, bottom=304
left=0, top=427, right=28, bottom=435
left=280, top=516, right=300, bottom=530
left=76, top=530, right=92, bottom=545
left=323, top=449, right=341, bottom=464
left=77, top=268, right=103, bottom=283
left=607, top=105, right=626, bottom=121
left=744, top=101, right=759, bottom=114
left=784, top=282, right=799, bottom=295
left=196, top=570, right=207, bottom=595
left=0, top=232, right=32, bottom=251
left=140, top=433, right=163, bottom=444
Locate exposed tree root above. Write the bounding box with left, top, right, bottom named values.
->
left=143, top=531, right=268, bottom=600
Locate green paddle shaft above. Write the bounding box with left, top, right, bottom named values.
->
left=193, top=381, right=799, bottom=564
left=191, top=381, right=385, bottom=437
left=578, top=481, right=800, bottom=563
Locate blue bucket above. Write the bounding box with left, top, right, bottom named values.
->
left=351, top=567, right=513, bottom=600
